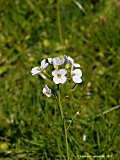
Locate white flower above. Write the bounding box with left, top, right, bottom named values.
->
left=76, top=111, right=80, bottom=115
left=31, top=67, right=41, bottom=75
left=31, top=59, right=48, bottom=76
left=43, top=85, right=51, bottom=97
left=64, top=55, right=80, bottom=68
left=71, top=69, right=82, bottom=83
left=52, top=57, right=65, bottom=66
left=41, top=59, right=48, bottom=69
left=48, top=58, right=53, bottom=64
left=83, top=135, right=86, bottom=141
left=52, top=69, right=67, bottom=84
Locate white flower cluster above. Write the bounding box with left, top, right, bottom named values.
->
left=31, top=55, right=82, bottom=97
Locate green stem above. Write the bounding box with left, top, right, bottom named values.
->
left=98, top=105, right=120, bottom=117
left=58, top=89, right=70, bottom=160
left=67, top=112, right=78, bottom=131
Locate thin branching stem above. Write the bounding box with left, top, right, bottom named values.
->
left=57, top=87, right=70, bottom=160
left=97, top=104, right=120, bottom=117
left=56, top=1, right=69, bottom=159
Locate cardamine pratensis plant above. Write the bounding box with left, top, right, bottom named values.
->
left=31, top=55, right=82, bottom=160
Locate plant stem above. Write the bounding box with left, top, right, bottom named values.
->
left=97, top=104, right=120, bottom=117
left=57, top=88, right=70, bottom=160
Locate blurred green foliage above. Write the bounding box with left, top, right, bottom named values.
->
left=0, top=0, right=120, bottom=159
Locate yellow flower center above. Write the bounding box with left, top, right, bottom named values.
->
left=46, top=90, right=50, bottom=95
left=57, top=73, right=62, bottom=78
left=54, top=65, right=58, bottom=70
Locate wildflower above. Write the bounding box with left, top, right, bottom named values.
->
left=31, top=67, right=41, bottom=75
left=83, top=135, right=86, bottom=141
left=48, top=58, right=53, bottom=64
left=31, top=59, right=48, bottom=76
left=64, top=55, right=80, bottom=68
left=71, top=69, right=82, bottom=83
left=43, top=85, right=51, bottom=97
left=41, top=59, right=48, bottom=69
left=52, top=69, right=67, bottom=84
left=76, top=111, right=80, bottom=115
left=87, top=92, right=91, bottom=96
left=52, top=57, right=65, bottom=66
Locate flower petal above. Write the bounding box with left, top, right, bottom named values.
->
left=53, top=76, right=61, bottom=84
left=60, top=76, right=67, bottom=84
left=31, top=67, right=41, bottom=75
left=42, top=85, right=51, bottom=97
left=59, top=69, right=67, bottom=75
left=72, top=76, right=82, bottom=83
left=52, top=70, right=59, bottom=76
left=48, top=58, right=53, bottom=64
left=53, top=57, right=65, bottom=66
left=41, top=59, right=48, bottom=69
left=43, top=88, right=46, bottom=94
left=73, top=63, right=80, bottom=68
left=53, top=75, right=67, bottom=84
left=72, top=69, right=82, bottom=77
left=67, top=56, right=74, bottom=64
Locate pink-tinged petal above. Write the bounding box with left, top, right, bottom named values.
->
left=53, top=57, right=65, bottom=66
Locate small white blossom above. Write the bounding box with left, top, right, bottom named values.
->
left=64, top=55, right=80, bottom=68
left=31, top=59, right=48, bottom=77
left=41, top=59, right=48, bottom=69
left=31, top=67, right=41, bottom=75
left=43, top=85, right=51, bottom=97
left=76, top=111, right=80, bottom=115
left=52, top=57, right=65, bottom=66
left=48, top=58, right=53, bottom=64
left=71, top=69, right=82, bottom=83
left=52, top=69, right=67, bottom=84
left=83, top=135, right=86, bottom=141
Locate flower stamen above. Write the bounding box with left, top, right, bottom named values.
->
left=57, top=73, right=62, bottom=78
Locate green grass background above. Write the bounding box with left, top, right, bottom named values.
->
left=0, top=0, right=120, bottom=159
